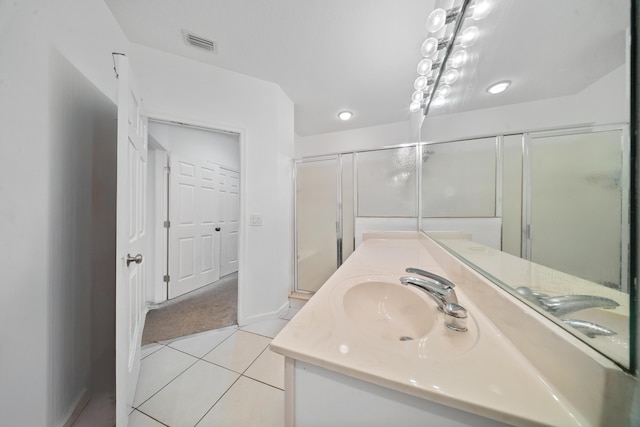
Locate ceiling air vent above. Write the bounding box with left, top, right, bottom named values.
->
left=182, top=30, right=217, bottom=53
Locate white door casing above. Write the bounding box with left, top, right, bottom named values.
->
left=115, top=55, right=148, bottom=426
left=169, top=154, right=221, bottom=298
left=219, top=167, right=240, bottom=277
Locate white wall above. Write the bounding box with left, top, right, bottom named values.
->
left=0, top=0, right=127, bottom=425
left=294, top=65, right=626, bottom=160
left=0, top=2, right=50, bottom=426
left=149, top=121, right=240, bottom=171
left=295, top=120, right=412, bottom=157
left=2, top=3, right=292, bottom=424
left=130, top=44, right=294, bottom=323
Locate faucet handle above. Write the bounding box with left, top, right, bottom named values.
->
left=405, top=268, right=456, bottom=288
left=443, top=303, right=468, bottom=332
left=400, top=276, right=451, bottom=292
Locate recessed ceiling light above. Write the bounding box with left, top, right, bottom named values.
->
left=487, top=80, right=511, bottom=94
left=338, top=111, right=353, bottom=121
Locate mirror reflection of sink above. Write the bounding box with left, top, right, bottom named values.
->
left=342, top=281, right=436, bottom=341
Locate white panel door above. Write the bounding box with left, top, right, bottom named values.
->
left=219, top=167, right=240, bottom=277
left=115, top=55, right=148, bottom=426
left=169, top=154, right=221, bottom=298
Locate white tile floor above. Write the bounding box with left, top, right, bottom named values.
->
left=129, top=315, right=294, bottom=427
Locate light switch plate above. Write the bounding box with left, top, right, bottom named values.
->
left=250, top=214, right=263, bottom=226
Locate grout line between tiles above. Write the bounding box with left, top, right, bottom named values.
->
left=239, top=323, right=289, bottom=340
left=241, top=373, right=285, bottom=391
left=163, top=326, right=240, bottom=361
left=241, top=345, right=285, bottom=390
left=193, top=337, right=276, bottom=425
left=242, top=345, right=269, bottom=373
left=193, top=375, right=244, bottom=427
left=134, top=355, right=200, bottom=410
left=133, top=408, right=170, bottom=426
left=240, top=329, right=278, bottom=339
left=136, top=323, right=285, bottom=425
left=141, top=343, right=167, bottom=360
left=198, top=328, right=240, bottom=359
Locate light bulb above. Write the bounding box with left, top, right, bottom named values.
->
left=450, top=50, right=468, bottom=68
left=437, top=85, right=452, bottom=98
left=414, top=75, right=428, bottom=91
left=417, top=58, right=433, bottom=76
left=421, top=37, right=439, bottom=58
left=443, top=69, right=460, bottom=85
left=426, top=8, right=447, bottom=33
left=472, top=0, right=492, bottom=20
left=460, top=26, right=479, bottom=47
left=409, top=101, right=422, bottom=113
left=338, top=111, right=353, bottom=120
left=411, top=90, right=424, bottom=103
left=431, top=96, right=446, bottom=108
left=487, top=80, right=511, bottom=94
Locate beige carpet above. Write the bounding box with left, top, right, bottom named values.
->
left=142, top=273, right=238, bottom=345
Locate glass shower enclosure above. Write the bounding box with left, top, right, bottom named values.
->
left=294, top=155, right=354, bottom=294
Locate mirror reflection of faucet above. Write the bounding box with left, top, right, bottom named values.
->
left=537, top=295, right=619, bottom=317
left=562, top=319, right=617, bottom=338
left=515, top=287, right=619, bottom=315
left=400, top=269, right=467, bottom=332
left=515, top=286, right=619, bottom=338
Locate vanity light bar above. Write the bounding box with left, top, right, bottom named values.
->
left=410, top=0, right=494, bottom=115
left=411, top=0, right=472, bottom=115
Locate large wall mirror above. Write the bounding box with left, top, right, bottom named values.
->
left=418, top=0, right=633, bottom=369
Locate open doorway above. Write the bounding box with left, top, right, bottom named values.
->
left=142, top=120, right=240, bottom=343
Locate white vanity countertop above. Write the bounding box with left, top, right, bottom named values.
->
left=271, top=235, right=589, bottom=427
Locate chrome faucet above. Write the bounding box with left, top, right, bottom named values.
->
left=399, top=276, right=458, bottom=309
left=405, top=267, right=457, bottom=290
left=400, top=272, right=467, bottom=332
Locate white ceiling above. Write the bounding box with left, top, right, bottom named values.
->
left=105, top=0, right=433, bottom=136
left=427, top=0, right=629, bottom=116
left=104, top=0, right=629, bottom=137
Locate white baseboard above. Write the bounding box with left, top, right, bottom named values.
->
left=60, top=387, right=89, bottom=427
left=241, top=301, right=289, bottom=327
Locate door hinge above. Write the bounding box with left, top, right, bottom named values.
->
left=164, top=220, right=170, bottom=228
left=163, top=275, right=170, bottom=283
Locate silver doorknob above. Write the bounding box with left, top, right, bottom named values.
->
left=126, top=253, right=143, bottom=266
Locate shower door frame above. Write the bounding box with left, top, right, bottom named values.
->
left=522, top=124, right=630, bottom=292
left=293, top=155, right=344, bottom=295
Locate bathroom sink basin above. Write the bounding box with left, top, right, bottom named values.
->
left=342, top=281, right=436, bottom=341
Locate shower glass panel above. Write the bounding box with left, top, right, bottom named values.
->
left=422, top=138, right=496, bottom=217
left=295, top=158, right=339, bottom=293
left=357, top=147, right=417, bottom=217
left=341, top=154, right=355, bottom=260
left=502, top=135, right=523, bottom=257
left=526, top=129, right=626, bottom=290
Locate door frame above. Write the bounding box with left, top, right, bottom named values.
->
left=219, top=165, right=241, bottom=278
left=146, top=114, right=247, bottom=322
left=147, top=139, right=169, bottom=304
